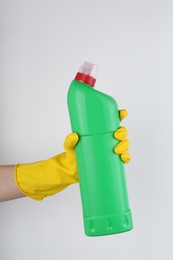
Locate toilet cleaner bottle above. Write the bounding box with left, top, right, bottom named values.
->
left=67, top=62, right=133, bottom=236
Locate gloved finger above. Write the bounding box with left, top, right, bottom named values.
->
left=114, top=139, right=130, bottom=154
left=64, top=133, right=79, bottom=152
left=120, top=153, right=131, bottom=163
left=114, top=126, right=128, bottom=141
left=64, top=133, right=79, bottom=165
left=119, top=109, right=128, bottom=122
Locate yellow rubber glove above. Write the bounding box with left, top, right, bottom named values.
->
left=15, top=110, right=130, bottom=201
left=114, top=109, right=131, bottom=163
left=14, top=133, right=79, bottom=200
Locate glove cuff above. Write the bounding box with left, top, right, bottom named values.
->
left=14, top=153, right=78, bottom=201
left=14, top=164, right=44, bottom=200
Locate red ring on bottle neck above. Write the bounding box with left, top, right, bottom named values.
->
left=75, top=72, right=96, bottom=87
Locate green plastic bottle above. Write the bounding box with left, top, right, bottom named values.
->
left=67, top=62, right=133, bottom=236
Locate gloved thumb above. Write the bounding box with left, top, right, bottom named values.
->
left=64, top=133, right=79, bottom=164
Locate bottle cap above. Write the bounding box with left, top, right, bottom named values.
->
left=75, top=61, right=97, bottom=87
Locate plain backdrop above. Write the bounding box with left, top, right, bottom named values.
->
left=0, top=0, right=173, bottom=259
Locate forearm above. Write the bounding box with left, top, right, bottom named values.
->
left=0, top=165, right=25, bottom=202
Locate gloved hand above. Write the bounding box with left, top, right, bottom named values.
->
left=14, top=109, right=131, bottom=201
left=14, top=133, right=79, bottom=201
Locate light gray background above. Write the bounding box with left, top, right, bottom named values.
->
left=0, top=0, right=173, bottom=259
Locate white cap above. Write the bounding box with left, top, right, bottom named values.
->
left=78, top=61, right=98, bottom=79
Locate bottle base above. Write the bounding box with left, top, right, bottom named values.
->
left=84, top=209, right=133, bottom=236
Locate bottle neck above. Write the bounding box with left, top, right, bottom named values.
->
left=75, top=72, right=96, bottom=87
